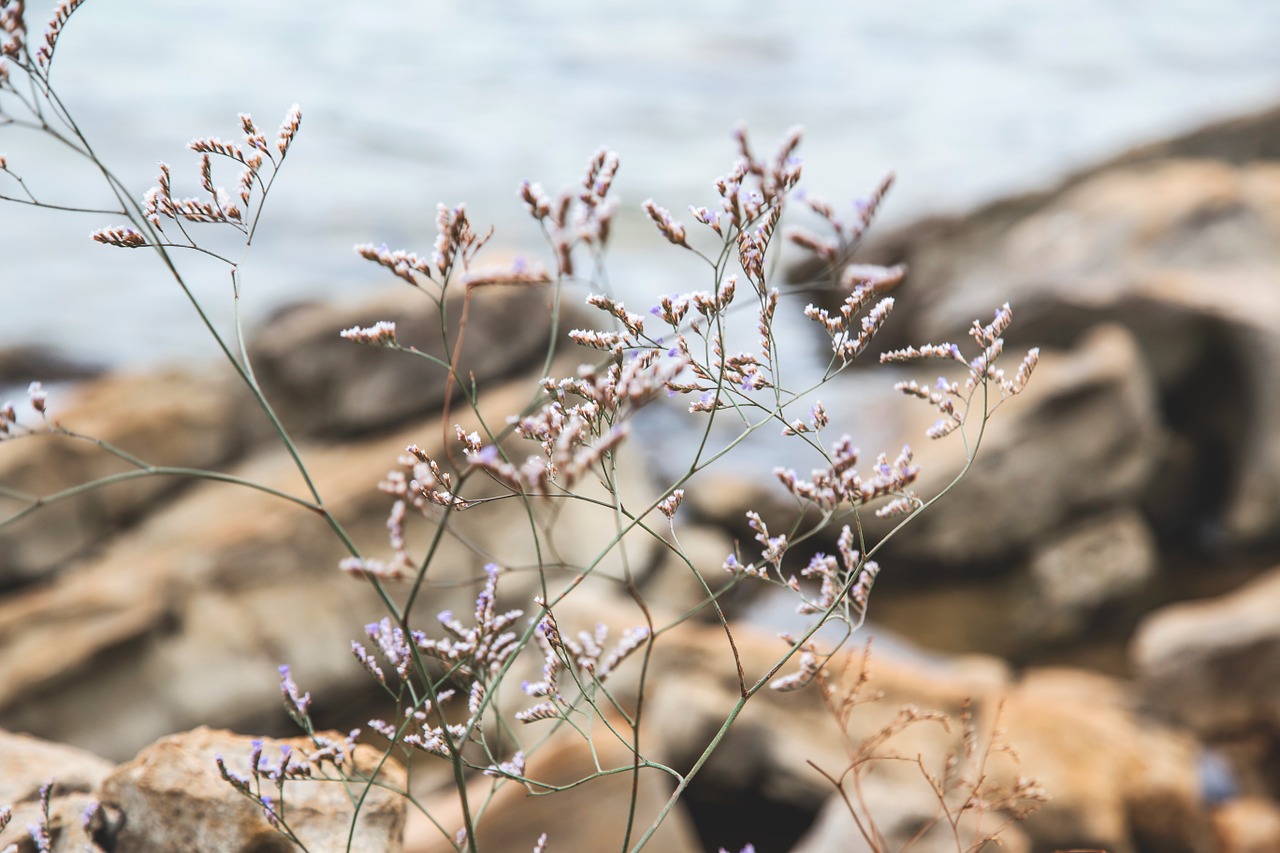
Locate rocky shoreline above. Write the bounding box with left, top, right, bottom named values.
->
left=5, top=102, right=1280, bottom=851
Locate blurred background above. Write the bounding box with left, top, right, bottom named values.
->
left=4, top=3, right=1280, bottom=852
left=3, top=0, right=1280, bottom=369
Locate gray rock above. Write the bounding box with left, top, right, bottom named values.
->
left=888, top=323, right=1165, bottom=566
left=248, top=284, right=577, bottom=438
left=1014, top=508, right=1158, bottom=644
left=862, top=159, right=1280, bottom=549
left=1132, top=564, right=1280, bottom=737
left=0, top=375, right=659, bottom=761
left=0, top=346, right=102, bottom=385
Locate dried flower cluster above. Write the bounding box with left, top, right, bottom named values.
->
left=215, top=726, right=360, bottom=837
left=0, top=0, right=28, bottom=60
left=883, top=302, right=1039, bottom=438
left=774, top=441, right=919, bottom=514
left=338, top=320, right=398, bottom=347
left=355, top=202, right=496, bottom=290
left=33, top=0, right=85, bottom=68
left=517, top=610, right=649, bottom=724
left=87, top=105, right=301, bottom=248
left=804, top=277, right=899, bottom=365
left=521, top=147, right=619, bottom=276
left=786, top=172, right=896, bottom=264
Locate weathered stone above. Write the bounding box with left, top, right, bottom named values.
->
left=1013, top=508, right=1158, bottom=644
left=97, top=727, right=404, bottom=853
left=638, top=521, right=738, bottom=618
left=886, top=323, right=1165, bottom=566
left=248, top=284, right=578, bottom=438
left=1213, top=797, right=1280, bottom=853
left=860, top=159, right=1280, bottom=548
left=999, top=668, right=1210, bottom=853
left=1132, top=564, right=1280, bottom=738
left=0, top=791, right=112, bottom=853
left=0, top=369, right=249, bottom=587
left=403, top=717, right=701, bottom=853
left=679, top=323, right=1163, bottom=571
left=641, top=620, right=1211, bottom=853
left=0, top=728, right=114, bottom=806
left=0, top=346, right=102, bottom=385
left=790, top=786, right=1031, bottom=853
left=0, top=729, right=117, bottom=853
left=0, top=372, right=659, bottom=761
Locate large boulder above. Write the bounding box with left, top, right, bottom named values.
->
left=1011, top=507, right=1158, bottom=645
left=889, top=323, right=1165, bottom=567
left=0, top=370, right=250, bottom=587
left=677, top=323, right=1164, bottom=572
left=1132, top=563, right=1280, bottom=738
left=248, top=283, right=577, bottom=438
left=640, top=620, right=1212, bottom=853
left=867, top=159, right=1280, bottom=549
left=0, top=372, right=660, bottom=761
left=98, top=727, right=405, bottom=853
left=404, top=718, right=701, bottom=853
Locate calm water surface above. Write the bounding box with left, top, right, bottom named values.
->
left=3, top=0, right=1280, bottom=370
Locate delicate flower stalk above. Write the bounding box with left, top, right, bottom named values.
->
left=0, top=53, right=1045, bottom=848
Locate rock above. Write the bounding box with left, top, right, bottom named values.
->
left=1012, top=508, right=1158, bottom=645
left=0, top=369, right=250, bottom=588
left=999, top=668, right=1211, bottom=853
left=0, top=372, right=660, bottom=761
left=885, top=323, right=1165, bottom=567
left=1213, top=797, right=1280, bottom=853
left=1132, top=563, right=1280, bottom=738
left=675, top=322, right=1164, bottom=573
left=0, top=728, right=114, bottom=806
left=404, top=717, right=701, bottom=853
left=248, top=283, right=578, bottom=438
left=638, top=521, right=738, bottom=618
left=0, top=346, right=102, bottom=385
left=97, top=726, right=404, bottom=853
left=862, top=158, right=1280, bottom=548
left=640, top=620, right=1211, bottom=853
left=0, top=729, right=117, bottom=853
left=789, top=787, right=1031, bottom=853
left=0, top=790, right=112, bottom=853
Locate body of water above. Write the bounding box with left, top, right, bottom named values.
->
left=3, top=0, right=1280, bottom=371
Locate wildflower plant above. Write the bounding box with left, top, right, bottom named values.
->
left=0, top=3, right=1041, bottom=851
left=807, top=643, right=1047, bottom=852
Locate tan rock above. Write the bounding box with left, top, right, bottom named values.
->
left=641, top=620, right=1211, bottom=853
left=1013, top=507, right=1158, bottom=644
left=1213, top=797, right=1280, bottom=853
left=404, top=717, right=701, bottom=853
left=0, top=369, right=249, bottom=585
left=0, top=729, right=118, bottom=853
left=0, top=728, right=115, bottom=805
left=0, top=369, right=660, bottom=760
left=0, top=791, right=111, bottom=853
left=789, top=787, right=1032, bottom=853
left=97, top=726, right=404, bottom=853
left=1001, top=668, right=1211, bottom=853
left=681, top=323, right=1164, bottom=571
